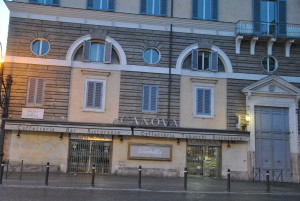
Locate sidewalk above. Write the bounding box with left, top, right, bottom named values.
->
left=1, top=172, right=300, bottom=195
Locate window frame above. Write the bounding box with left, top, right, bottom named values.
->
left=261, top=56, right=278, bottom=72
left=26, top=77, right=45, bottom=106
left=142, top=85, right=158, bottom=113
left=83, top=78, right=106, bottom=112
left=192, top=0, right=218, bottom=20
left=140, top=0, right=168, bottom=16
left=193, top=84, right=214, bottom=118
left=29, top=0, right=59, bottom=6
left=192, top=49, right=219, bottom=72
left=87, top=0, right=115, bottom=11
left=31, top=39, right=50, bottom=56
left=82, top=40, right=112, bottom=63
left=143, top=48, right=160, bottom=64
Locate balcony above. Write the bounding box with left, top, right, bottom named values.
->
left=236, top=20, right=300, bottom=38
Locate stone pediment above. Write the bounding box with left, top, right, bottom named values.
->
left=242, top=75, right=300, bottom=98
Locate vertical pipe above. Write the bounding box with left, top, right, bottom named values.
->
left=167, top=24, right=173, bottom=125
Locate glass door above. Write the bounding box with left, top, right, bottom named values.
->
left=260, top=0, right=276, bottom=35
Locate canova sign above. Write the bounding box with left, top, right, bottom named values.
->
left=118, top=116, right=178, bottom=127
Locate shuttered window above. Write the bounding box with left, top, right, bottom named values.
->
left=27, top=78, right=45, bottom=105
left=140, top=0, right=168, bottom=16
left=195, top=86, right=213, bottom=117
left=87, top=0, right=115, bottom=11
left=83, top=41, right=112, bottom=63
left=192, top=0, right=218, bottom=20
left=85, top=80, right=106, bottom=111
left=142, top=85, right=158, bottom=112
left=30, top=0, right=59, bottom=6
left=191, top=50, right=219, bottom=72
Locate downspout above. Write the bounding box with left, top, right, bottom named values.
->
left=167, top=0, right=174, bottom=126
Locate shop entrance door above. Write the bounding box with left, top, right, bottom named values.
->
left=68, top=139, right=112, bottom=173
left=187, top=145, right=221, bottom=177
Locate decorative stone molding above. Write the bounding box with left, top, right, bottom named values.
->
left=197, top=38, right=213, bottom=49
left=285, top=39, right=295, bottom=57
left=267, top=37, right=276, bottom=55
left=250, top=36, right=258, bottom=55
left=90, top=30, right=108, bottom=41
left=235, top=35, right=243, bottom=54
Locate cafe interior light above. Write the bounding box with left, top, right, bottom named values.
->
left=245, top=114, right=251, bottom=122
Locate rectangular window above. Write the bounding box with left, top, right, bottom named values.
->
left=84, top=79, right=106, bottom=112
left=142, top=85, right=158, bottom=112
left=192, top=50, right=219, bottom=72
left=87, top=0, right=115, bottom=11
left=192, top=0, right=217, bottom=20
left=27, top=78, right=45, bottom=105
left=29, top=0, right=59, bottom=6
left=83, top=41, right=112, bottom=63
left=194, top=85, right=214, bottom=117
left=140, top=0, right=168, bottom=16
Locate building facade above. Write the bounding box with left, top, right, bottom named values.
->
left=1, top=0, right=300, bottom=182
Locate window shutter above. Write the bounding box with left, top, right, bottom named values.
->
left=278, top=0, right=287, bottom=36
left=211, top=0, right=218, bottom=20
left=142, top=85, right=150, bottom=111
left=191, top=49, right=199, bottom=70
left=86, top=81, right=95, bottom=108
left=161, top=0, right=168, bottom=16
left=253, top=0, right=261, bottom=33
left=103, top=42, right=112, bottom=64
left=27, top=78, right=37, bottom=104
left=52, top=0, right=59, bottom=6
left=204, top=89, right=211, bottom=114
left=83, top=41, right=91, bottom=62
left=140, top=0, right=147, bottom=14
left=150, top=86, right=158, bottom=111
left=29, top=0, right=37, bottom=3
left=210, top=51, right=218, bottom=72
left=192, top=0, right=198, bottom=18
left=87, top=0, right=94, bottom=9
left=36, top=79, right=45, bottom=105
left=94, top=82, right=103, bottom=108
left=108, top=0, right=115, bottom=11
left=196, top=88, right=204, bottom=114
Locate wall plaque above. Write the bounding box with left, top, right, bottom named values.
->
left=21, top=108, right=44, bottom=119
left=128, top=143, right=172, bottom=161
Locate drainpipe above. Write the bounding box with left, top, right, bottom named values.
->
left=167, top=0, right=174, bottom=126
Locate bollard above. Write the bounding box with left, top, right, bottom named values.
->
left=227, top=169, right=231, bottom=192
left=0, top=162, right=4, bottom=184
left=266, top=170, right=270, bottom=193
left=91, top=164, right=96, bottom=187
left=20, top=160, right=23, bottom=181
left=5, top=160, right=9, bottom=180
left=45, top=162, right=50, bottom=186
left=138, top=165, right=142, bottom=189
left=184, top=167, right=187, bottom=191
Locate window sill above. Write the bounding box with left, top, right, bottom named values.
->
left=82, top=108, right=105, bottom=113
left=193, top=114, right=214, bottom=119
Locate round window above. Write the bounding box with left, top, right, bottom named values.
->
left=143, top=48, right=160, bottom=64
left=261, top=56, right=278, bottom=72
left=31, top=39, right=50, bottom=56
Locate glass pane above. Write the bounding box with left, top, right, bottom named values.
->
left=153, top=0, right=160, bottom=15
left=32, top=41, right=41, bottom=55
left=151, top=49, right=159, bottom=63
left=144, top=49, right=159, bottom=64
left=268, top=1, right=276, bottom=23
left=198, top=0, right=204, bottom=19
left=147, top=0, right=154, bottom=14
left=198, top=52, right=203, bottom=70
left=41, top=40, right=49, bottom=55
left=203, top=52, right=210, bottom=70
left=262, top=57, right=268, bottom=71
left=94, top=0, right=101, bottom=10
left=204, top=0, right=211, bottom=20
left=101, top=0, right=108, bottom=10
left=90, top=43, right=104, bottom=62
left=268, top=57, right=276, bottom=71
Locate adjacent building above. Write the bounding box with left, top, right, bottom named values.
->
left=1, top=0, right=300, bottom=182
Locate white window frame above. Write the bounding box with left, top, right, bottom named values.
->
left=143, top=48, right=160, bottom=64
left=261, top=56, right=278, bottom=72
left=31, top=39, right=50, bottom=56
left=83, top=78, right=106, bottom=112
left=193, top=83, right=214, bottom=118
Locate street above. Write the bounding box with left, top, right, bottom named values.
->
left=1, top=185, right=300, bottom=201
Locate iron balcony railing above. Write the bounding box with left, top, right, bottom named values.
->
left=236, top=20, right=300, bottom=38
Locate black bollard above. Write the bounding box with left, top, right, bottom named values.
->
left=20, top=160, right=23, bottom=181
left=227, top=169, right=231, bottom=192
left=45, top=162, right=50, bottom=186
left=184, top=167, right=187, bottom=191
left=0, top=162, right=4, bottom=184
left=266, top=170, right=270, bottom=193
left=138, top=165, right=142, bottom=189
left=91, top=164, right=96, bottom=187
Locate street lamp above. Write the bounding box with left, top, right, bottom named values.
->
left=0, top=42, right=13, bottom=184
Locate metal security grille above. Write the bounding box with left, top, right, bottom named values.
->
left=68, top=139, right=112, bottom=173
left=187, top=145, right=221, bottom=178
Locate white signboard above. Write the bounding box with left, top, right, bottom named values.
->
left=128, top=143, right=172, bottom=161
left=22, top=108, right=44, bottom=119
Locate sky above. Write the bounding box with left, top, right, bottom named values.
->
left=0, top=0, right=10, bottom=62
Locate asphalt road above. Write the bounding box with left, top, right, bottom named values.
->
left=1, top=186, right=300, bottom=201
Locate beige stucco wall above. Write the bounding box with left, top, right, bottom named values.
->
left=68, top=68, right=120, bottom=123
left=221, top=142, right=248, bottom=180
left=180, top=77, right=227, bottom=129
left=111, top=136, right=186, bottom=176
left=7, top=131, right=69, bottom=172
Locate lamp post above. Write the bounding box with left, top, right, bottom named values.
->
left=0, top=43, right=13, bottom=172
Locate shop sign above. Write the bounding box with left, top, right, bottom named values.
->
left=117, top=116, right=178, bottom=127
left=187, top=139, right=221, bottom=146
left=21, top=108, right=44, bottom=119
left=70, top=134, right=112, bottom=141
left=6, top=123, right=132, bottom=136
left=134, top=129, right=249, bottom=141
left=128, top=143, right=172, bottom=161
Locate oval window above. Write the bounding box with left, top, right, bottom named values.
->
left=261, top=56, right=278, bottom=72
left=31, top=39, right=50, bottom=56
left=143, top=48, right=160, bottom=64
